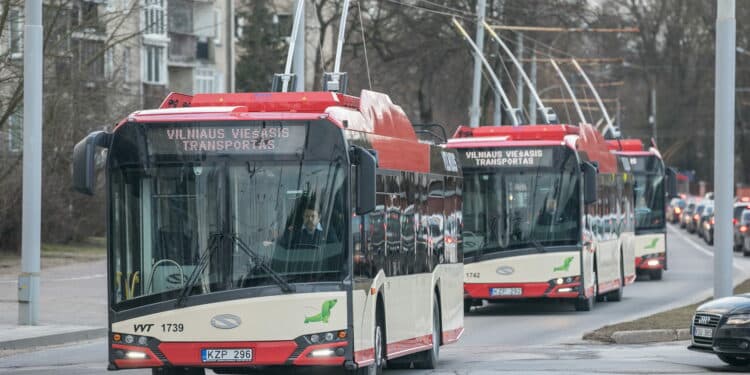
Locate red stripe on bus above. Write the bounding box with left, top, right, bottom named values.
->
left=157, top=341, right=297, bottom=366
left=597, top=279, right=622, bottom=294
left=386, top=334, right=433, bottom=358
left=442, top=327, right=464, bottom=344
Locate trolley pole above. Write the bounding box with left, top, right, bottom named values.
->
left=714, top=0, right=735, bottom=299
left=293, top=0, right=305, bottom=91
left=515, top=33, right=524, bottom=112
left=469, top=0, right=486, bottom=127
left=18, top=0, right=43, bottom=325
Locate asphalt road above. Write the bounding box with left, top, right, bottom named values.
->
left=2, top=225, right=748, bottom=374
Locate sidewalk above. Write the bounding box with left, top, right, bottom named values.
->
left=0, top=259, right=108, bottom=350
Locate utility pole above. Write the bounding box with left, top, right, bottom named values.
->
left=714, top=0, right=735, bottom=299
left=650, top=86, right=657, bottom=142
left=469, top=0, right=486, bottom=127
left=18, top=0, right=43, bottom=325
left=516, top=33, right=524, bottom=112
left=529, top=51, right=537, bottom=124
left=225, top=0, right=235, bottom=92
left=293, top=0, right=305, bottom=91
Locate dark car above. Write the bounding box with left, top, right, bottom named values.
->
left=698, top=203, right=714, bottom=239
left=681, top=200, right=698, bottom=229
left=733, top=203, right=750, bottom=251
left=689, top=294, right=750, bottom=366
left=703, top=213, right=715, bottom=245
left=687, top=203, right=707, bottom=234
left=667, top=198, right=686, bottom=224
left=740, top=210, right=750, bottom=257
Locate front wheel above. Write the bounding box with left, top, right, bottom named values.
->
left=718, top=354, right=750, bottom=366
left=414, top=293, right=441, bottom=369
left=352, top=310, right=385, bottom=375
left=575, top=272, right=597, bottom=312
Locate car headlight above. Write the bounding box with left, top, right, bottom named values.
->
left=726, top=314, right=750, bottom=325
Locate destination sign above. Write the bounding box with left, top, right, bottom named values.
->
left=147, top=125, right=306, bottom=155
left=460, top=148, right=554, bottom=168
left=627, top=155, right=662, bottom=173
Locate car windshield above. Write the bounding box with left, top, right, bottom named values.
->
left=735, top=205, right=750, bottom=220
left=671, top=198, right=686, bottom=208
left=742, top=211, right=750, bottom=224
left=460, top=146, right=580, bottom=259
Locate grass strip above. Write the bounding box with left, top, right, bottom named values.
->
left=584, top=278, right=750, bottom=343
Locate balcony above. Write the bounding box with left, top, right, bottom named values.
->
left=168, top=33, right=198, bottom=66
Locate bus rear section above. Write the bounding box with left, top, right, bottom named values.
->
left=449, top=124, right=635, bottom=312
left=73, top=90, right=462, bottom=374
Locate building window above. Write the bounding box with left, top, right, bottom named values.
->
left=73, top=38, right=105, bottom=80
left=8, top=110, right=23, bottom=153
left=194, top=68, right=216, bottom=94
left=144, top=0, right=166, bottom=35
left=143, top=44, right=166, bottom=84
left=9, top=8, right=23, bottom=58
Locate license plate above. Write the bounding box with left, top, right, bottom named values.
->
left=490, top=287, right=522, bottom=296
left=694, top=326, right=713, bottom=338
left=201, top=348, right=253, bottom=363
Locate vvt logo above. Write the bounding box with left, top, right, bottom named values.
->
left=133, top=323, right=154, bottom=332
left=211, top=314, right=242, bottom=329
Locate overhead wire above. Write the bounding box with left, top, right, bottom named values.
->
left=356, top=0, right=373, bottom=90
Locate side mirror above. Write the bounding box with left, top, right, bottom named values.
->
left=582, top=162, right=598, bottom=205
left=665, top=167, right=679, bottom=199
left=72, top=131, right=111, bottom=196
left=351, top=146, right=377, bottom=215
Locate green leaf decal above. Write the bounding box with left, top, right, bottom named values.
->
left=304, top=299, right=338, bottom=324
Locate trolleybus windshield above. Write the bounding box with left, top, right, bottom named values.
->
left=628, top=155, right=665, bottom=232
left=107, top=121, right=347, bottom=310
left=459, top=147, right=580, bottom=260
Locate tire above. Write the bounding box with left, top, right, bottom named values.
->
left=717, top=354, right=750, bottom=366
left=743, top=248, right=750, bottom=257
left=463, top=299, right=472, bottom=314
left=650, top=269, right=663, bottom=281
left=152, top=368, right=205, bottom=375
left=353, top=304, right=385, bottom=375
left=414, top=293, right=441, bottom=369
left=575, top=271, right=597, bottom=312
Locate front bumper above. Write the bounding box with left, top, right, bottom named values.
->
left=690, top=319, right=750, bottom=356
left=464, top=281, right=581, bottom=300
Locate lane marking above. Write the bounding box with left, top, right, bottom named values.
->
left=668, top=225, right=745, bottom=272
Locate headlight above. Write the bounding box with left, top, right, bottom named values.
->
left=726, top=314, right=750, bottom=325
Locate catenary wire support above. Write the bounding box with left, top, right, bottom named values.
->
left=549, top=59, right=586, bottom=124
left=281, top=0, right=306, bottom=92
left=571, top=59, right=615, bottom=137
left=453, top=18, right=519, bottom=126
left=483, top=21, right=557, bottom=124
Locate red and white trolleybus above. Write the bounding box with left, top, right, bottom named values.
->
left=447, top=124, right=636, bottom=312
left=72, top=90, right=463, bottom=374
left=607, top=139, right=676, bottom=281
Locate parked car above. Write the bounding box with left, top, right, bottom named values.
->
left=733, top=203, right=750, bottom=251
left=681, top=200, right=698, bottom=229
left=689, top=294, right=750, bottom=366
left=687, top=203, right=707, bottom=234
left=739, top=210, right=750, bottom=256
left=697, top=203, right=714, bottom=239
left=667, top=198, right=686, bottom=224
left=703, top=213, right=715, bottom=245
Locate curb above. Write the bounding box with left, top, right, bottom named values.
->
left=610, top=328, right=691, bottom=344
left=0, top=327, right=107, bottom=351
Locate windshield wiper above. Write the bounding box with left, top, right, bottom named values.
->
left=530, top=239, right=546, bottom=253
left=228, top=234, right=295, bottom=293
left=175, top=233, right=222, bottom=308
